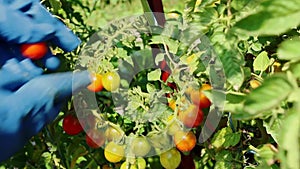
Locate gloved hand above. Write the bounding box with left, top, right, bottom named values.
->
left=0, top=0, right=91, bottom=162
left=0, top=0, right=81, bottom=69
left=0, top=59, right=91, bottom=162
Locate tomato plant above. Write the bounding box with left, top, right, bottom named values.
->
left=62, top=114, right=83, bottom=135
left=3, top=0, right=300, bottom=168
left=20, top=42, right=48, bottom=60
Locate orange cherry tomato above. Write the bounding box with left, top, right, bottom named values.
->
left=190, top=84, right=212, bottom=109
left=87, top=73, right=104, bottom=92
left=178, top=105, right=204, bottom=128
left=21, top=42, right=48, bottom=60
left=174, top=131, right=196, bottom=152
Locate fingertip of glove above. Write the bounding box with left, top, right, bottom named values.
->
left=52, top=29, right=81, bottom=52
left=44, top=56, right=60, bottom=71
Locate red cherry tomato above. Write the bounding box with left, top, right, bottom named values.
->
left=85, top=129, right=106, bottom=149
left=161, top=71, right=170, bottom=82
left=21, top=42, right=48, bottom=60
left=87, top=73, right=104, bottom=92
left=62, top=114, right=83, bottom=135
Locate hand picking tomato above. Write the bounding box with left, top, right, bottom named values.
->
left=178, top=105, right=204, bottom=128
left=62, top=114, right=83, bottom=135
left=21, top=42, right=48, bottom=60
left=174, top=131, right=196, bottom=152
left=102, top=71, right=121, bottom=91
left=159, top=148, right=181, bottom=169
left=85, top=129, right=106, bottom=149
left=104, top=141, right=125, bottom=163
left=87, top=73, right=104, bottom=92
left=131, top=136, right=152, bottom=157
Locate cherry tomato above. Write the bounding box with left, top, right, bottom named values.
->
left=190, top=84, right=212, bottom=109
left=161, top=71, right=170, bottom=82
left=159, top=148, right=181, bottom=169
left=104, top=142, right=125, bottom=163
left=131, top=136, right=152, bottom=157
left=87, top=73, right=104, bottom=92
left=102, top=72, right=120, bottom=91
left=174, top=131, right=196, bottom=152
left=85, top=129, right=106, bottom=149
left=21, top=42, right=48, bottom=60
left=120, top=157, right=146, bottom=169
left=62, top=114, right=83, bottom=135
left=105, top=126, right=123, bottom=142
left=159, top=60, right=168, bottom=70
left=178, top=105, right=204, bottom=128
left=249, top=79, right=261, bottom=89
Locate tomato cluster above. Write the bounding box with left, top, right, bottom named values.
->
left=87, top=71, right=120, bottom=92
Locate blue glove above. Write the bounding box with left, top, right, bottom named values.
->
left=0, top=59, right=91, bottom=162
left=0, top=0, right=81, bottom=69
left=0, top=0, right=91, bottom=162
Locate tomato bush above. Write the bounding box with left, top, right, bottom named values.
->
left=2, top=0, right=300, bottom=169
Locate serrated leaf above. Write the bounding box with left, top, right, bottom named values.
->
left=253, top=51, right=270, bottom=72
left=234, top=0, right=300, bottom=36
left=150, top=36, right=180, bottom=54
left=212, top=127, right=240, bottom=149
left=277, top=37, right=300, bottom=61
left=148, top=69, right=161, bottom=81
left=219, top=50, right=244, bottom=90
left=263, top=116, right=283, bottom=143
left=243, top=74, right=293, bottom=115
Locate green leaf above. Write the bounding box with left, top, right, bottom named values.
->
left=253, top=51, right=270, bottom=72
left=150, top=36, right=180, bottom=54
left=148, top=69, right=161, bottom=81
left=48, top=0, right=62, bottom=13
left=263, top=116, right=283, bottom=143
left=243, top=74, right=293, bottom=115
left=211, top=127, right=240, bottom=149
left=234, top=0, right=300, bottom=36
left=219, top=49, right=245, bottom=90
left=278, top=107, right=300, bottom=169
left=277, top=37, right=300, bottom=61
